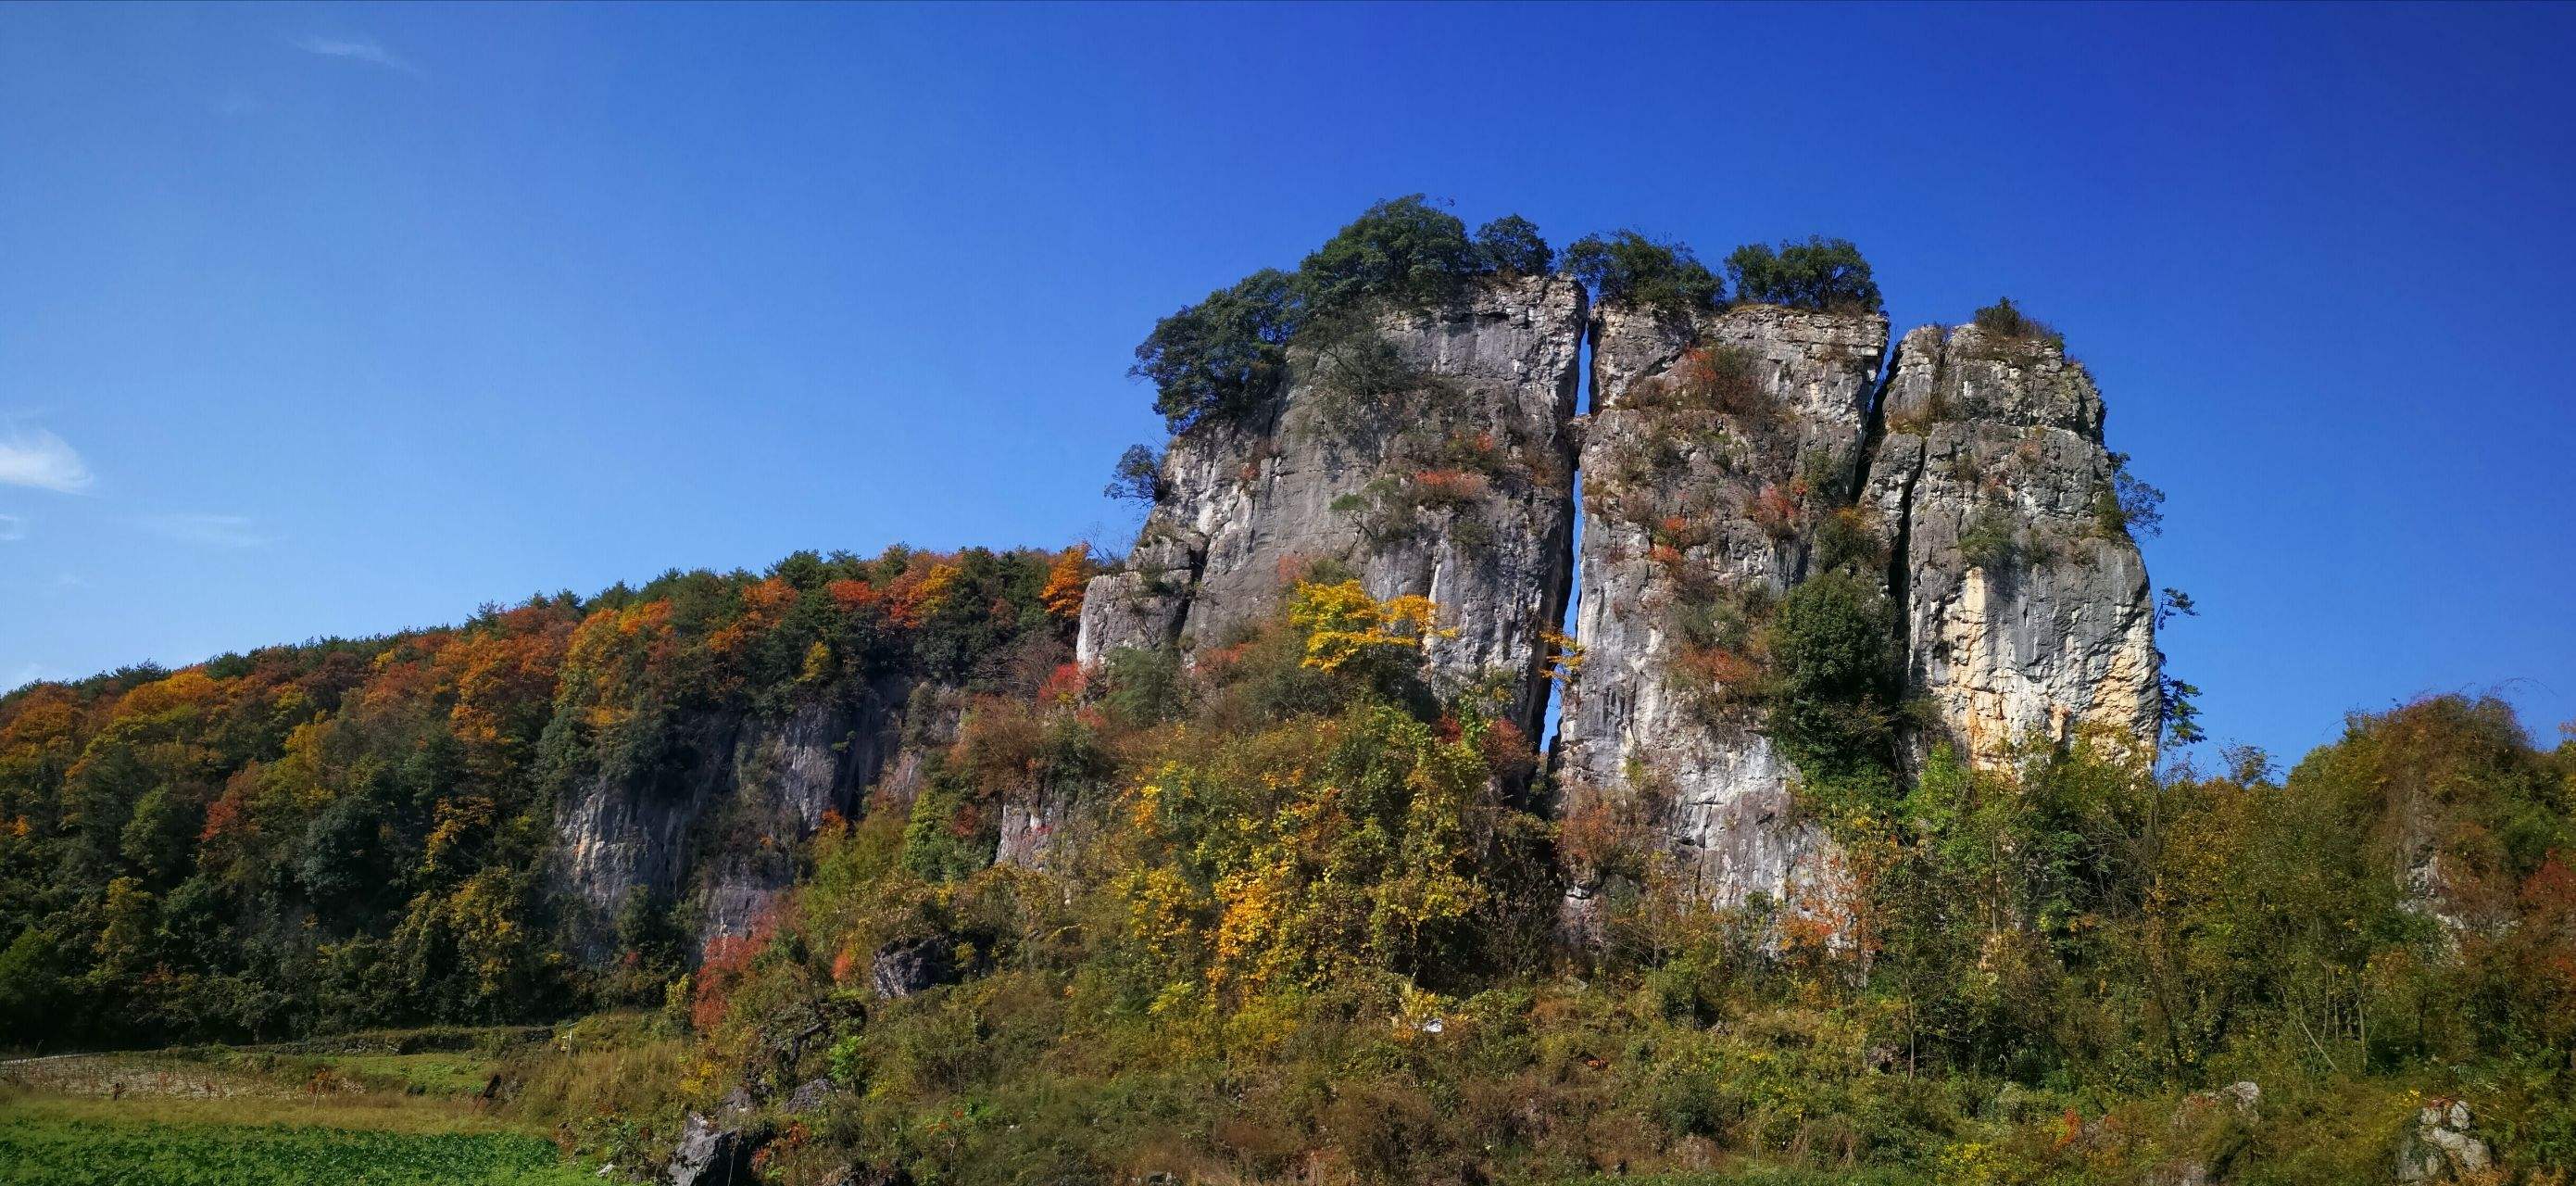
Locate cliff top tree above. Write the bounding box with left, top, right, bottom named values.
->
left=1294, top=195, right=1489, bottom=311
left=1133, top=197, right=1552, bottom=434
left=1131, top=268, right=1302, bottom=433
left=1559, top=230, right=1722, bottom=318
left=1726, top=236, right=1882, bottom=314
left=1475, top=214, right=1552, bottom=276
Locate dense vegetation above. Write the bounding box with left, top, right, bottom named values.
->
left=1563, top=230, right=1725, bottom=318
left=483, top=574, right=2571, bottom=1186
left=0, top=545, right=1088, bottom=1045
left=1726, top=237, right=1883, bottom=315
left=7, top=542, right=2573, bottom=1184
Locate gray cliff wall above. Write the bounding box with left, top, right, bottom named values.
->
left=1554, top=301, right=1890, bottom=917
left=1859, top=322, right=2160, bottom=770
left=552, top=683, right=913, bottom=954
left=1077, top=273, right=1588, bottom=739
left=1053, top=277, right=2167, bottom=922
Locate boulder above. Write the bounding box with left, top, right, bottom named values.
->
left=2396, top=1098, right=2493, bottom=1182
left=785, top=1076, right=835, bottom=1115
left=665, top=1112, right=764, bottom=1186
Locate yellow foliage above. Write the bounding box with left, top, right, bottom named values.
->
left=1039, top=549, right=1093, bottom=620
left=1286, top=580, right=1451, bottom=673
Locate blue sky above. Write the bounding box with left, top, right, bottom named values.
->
left=3, top=3, right=2571, bottom=767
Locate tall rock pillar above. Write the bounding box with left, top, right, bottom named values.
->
left=1554, top=301, right=1889, bottom=916
left=1860, top=322, right=2160, bottom=769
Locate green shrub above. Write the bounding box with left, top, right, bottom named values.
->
left=1759, top=570, right=1901, bottom=784
left=899, top=763, right=996, bottom=882
left=1725, top=236, right=1882, bottom=313
left=1561, top=231, right=1723, bottom=318
left=1812, top=507, right=1885, bottom=576
left=1095, top=646, right=1187, bottom=727
left=1969, top=297, right=2064, bottom=347
left=1958, top=506, right=2020, bottom=571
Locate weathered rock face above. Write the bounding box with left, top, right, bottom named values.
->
left=1078, top=274, right=1588, bottom=738
left=1553, top=301, right=1891, bottom=917
left=1076, top=279, right=2163, bottom=924
left=870, top=934, right=959, bottom=999
left=2396, top=1099, right=2494, bottom=1182
left=1860, top=322, right=2159, bottom=769
left=553, top=686, right=910, bottom=954
left=666, top=1112, right=766, bottom=1186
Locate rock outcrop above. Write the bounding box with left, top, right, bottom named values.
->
left=869, top=934, right=960, bottom=1000
left=666, top=1111, right=766, bottom=1186
left=1078, top=273, right=1588, bottom=738
left=1553, top=300, right=1890, bottom=918
left=2396, top=1099, right=2494, bottom=1182
left=553, top=686, right=911, bottom=954
left=1075, top=283, right=2162, bottom=925
left=1860, top=322, right=2159, bottom=769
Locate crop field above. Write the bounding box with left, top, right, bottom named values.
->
left=0, top=1110, right=595, bottom=1186
left=0, top=1031, right=592, bottom=1185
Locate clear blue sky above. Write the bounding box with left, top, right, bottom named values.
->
left=4, top=2, right=2571, bottom=767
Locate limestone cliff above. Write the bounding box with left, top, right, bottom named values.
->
left=554, top=684, right=916, bottom=953
left=1553, top=301, right=1890, bottom=917
left=1860, top=322, right=2160, bottom=769
left=1075, top=271, right=2163, bottom=923
left=1078, top=273, right=1588, bottom=738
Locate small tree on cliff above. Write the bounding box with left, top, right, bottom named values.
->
left=1726, top=236, right=1882, bottom=314
left=1105, top=445, right=1163, bottom=504
left=1560, top=231, right=1723, bottom=318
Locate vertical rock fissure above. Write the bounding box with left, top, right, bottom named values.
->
left=1538, top=310, right=1597, bottom=760
left=1881, top=438, right=1925, bottom=688
left=1855, top=344, right=1916, bottom=668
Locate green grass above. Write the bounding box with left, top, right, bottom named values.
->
left=317, top=1052, right=499, bottom=1096
left=1556, top=1171, right=1929, bottom=1186
left=0, top=1113, right=596, bottom=1186
left=0, top=1037, right=590, bottom=1186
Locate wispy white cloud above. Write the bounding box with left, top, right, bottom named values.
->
left=141, top=513, right=276, bottom=549
left=215, top=88, right=268, bottom=119
left=0, top=514, right=24, bottom=542
left=294, top=34, right=421, bottom=77
left=0, top=426, right=92, bottom=493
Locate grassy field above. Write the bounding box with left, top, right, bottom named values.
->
left=0, top=1030, right=597, bottom=1186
